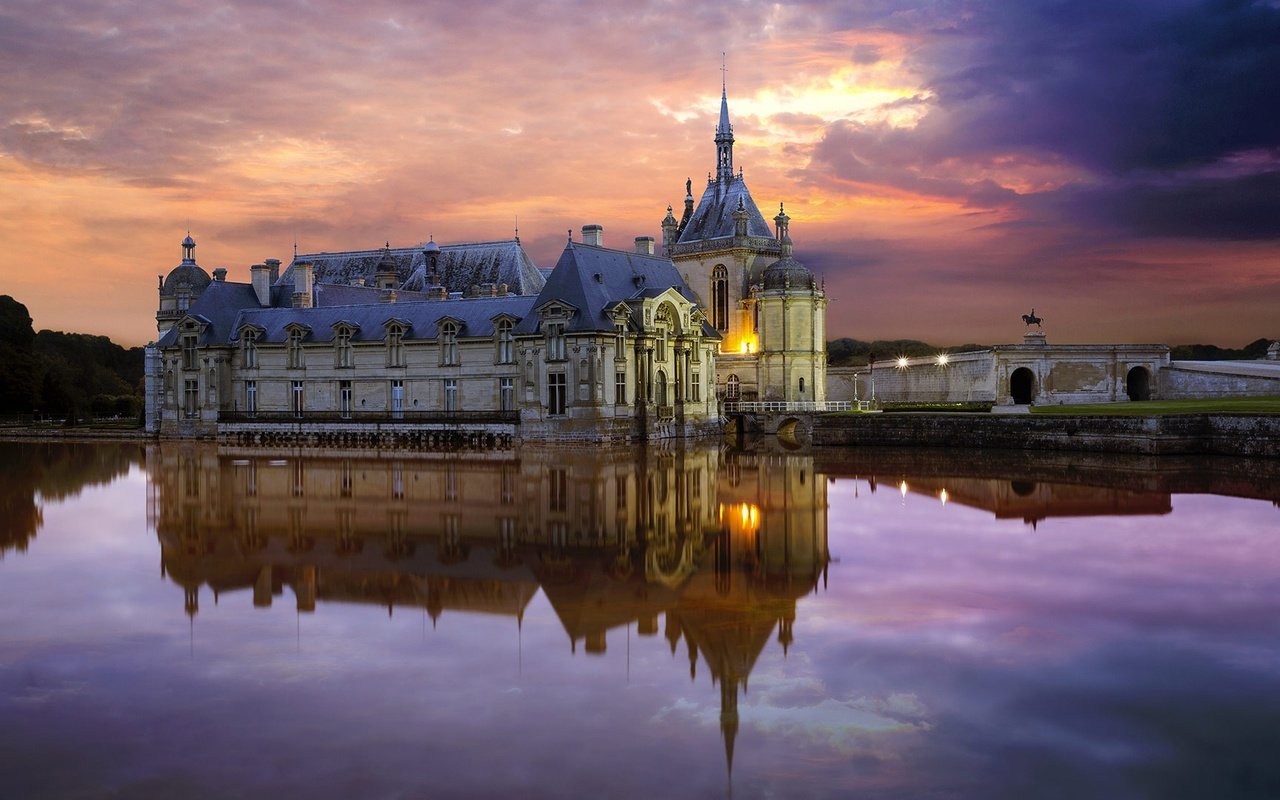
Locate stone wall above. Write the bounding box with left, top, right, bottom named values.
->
left=1160, top=363, right=1280, bottom=398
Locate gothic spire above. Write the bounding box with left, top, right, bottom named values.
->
left=715, top=55, right=735, bottom=184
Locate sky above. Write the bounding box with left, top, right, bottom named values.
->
left=1, top=0, right=1278, bottom=348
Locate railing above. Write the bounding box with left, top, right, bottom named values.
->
left=728, top=401, right=855, bottom=413
left=220, top=410, right=520, bottom=424
left=657, top=405, right=675, bottom=422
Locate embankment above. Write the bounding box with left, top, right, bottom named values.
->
left=812, top=414, right=1280, bottom=458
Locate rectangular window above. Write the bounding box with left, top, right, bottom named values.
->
left=182, top=335, right=198, bottom=370
left=339, top=380, right=352, bottom=418
left=614, top=325, right=626, bottom=359
left=546, top=323, right=565, bottom=361
left=245, top=380, right=257, bottom=416
left=183, top=379, right=199, bottom=418
left=444, top=378, right=458, bottom=412
left=499, top=377, right=514, bottom=412
left=291, top=380, right=304, bottom=418
left=547, top=372, right=566, bottom=416
left=615, top=371, right=626, bottom=405
left=691, top=372, right=701, bottom=402
left=391, top=380, right=404, bottom=418
left=657, top=331, right=666, bottom=362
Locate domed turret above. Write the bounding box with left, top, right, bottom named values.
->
left=761, top=256, right=814, bottom=291
left=157, top=234, right=212, bottom=335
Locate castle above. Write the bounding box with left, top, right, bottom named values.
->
left=145, top=82, right=828, bottom=442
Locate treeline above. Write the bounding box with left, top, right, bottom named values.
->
left=827, top=338, right=988, bottom=367
left=1168, top=338, right=1273, bottom=361
left=0, top=295, right=144, bottom=420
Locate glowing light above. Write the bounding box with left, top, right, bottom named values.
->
left=936, top=353, right=949, bottom=366
left=899, top=481, right=908, bottom=498
left=720, top=502, right=761, bottom=535
left=939, top=488, right=949, bottom=505
left=896, top=356, right=909, bottom=368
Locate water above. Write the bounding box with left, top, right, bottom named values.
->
left=1, top=440, right=1279, bottom=799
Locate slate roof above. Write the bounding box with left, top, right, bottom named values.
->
left=280, top=240, right=545, bottom=296
left=514, top=243, right=709, bottom=335
left=156, top=280, right=260, bottom=348
left=230, top=295, right=535, bottom=344
left=675, top=176, right=774, bottom=244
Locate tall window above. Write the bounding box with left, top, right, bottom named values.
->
left=291, top=380, right=304, bottom=417
left=336, top=327, right=353, bottom=368
left=241, top=332, right=257, bottom=369
left=614, top=324, right=626, bottom=359
left=691, top=372, right=701, bottom=402
left=547, top=372, right=566, bottom=415
left=726, top=374, right=740, bottom=404
left=287, top=328, right=305, bottom=369
left=546, top=323, right=565, bottom=361
left=496, top=320, right=514, bottom=364
left=183, top=379, right=199, bottom=418
left=386, top=324, right=404, bottom=367
left=390, top=379, right=404, bottom=418
left=615, top=371, right=626, bottom=405
left=339, top=380, right=353, bottom=418
left=499, top=377, right=514, bottom=411
left=657, top=328, right=667, bottom=362
left=245, top=380, right=257, bottom=416
left=444, top=378, right=458, bottom=411
left=711, top=265, right=729, bottom=332
left=182, top=334, right=198, bottom=370
left=440, top=321, right=458, bottom=366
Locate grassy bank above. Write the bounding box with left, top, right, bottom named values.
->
left=1030, top=398, right=1280, bottom=415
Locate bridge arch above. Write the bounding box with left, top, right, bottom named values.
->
left=1126, top=366, right=1151, bottom=401
left=1010, top=367, right=1036, bottom=405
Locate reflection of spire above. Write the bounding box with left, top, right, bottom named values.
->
left=721, top=676, right=739, bottom=794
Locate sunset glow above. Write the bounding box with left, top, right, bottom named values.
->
left=2, top=1, right=1277, bottom=347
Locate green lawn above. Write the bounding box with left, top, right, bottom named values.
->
left=1029, top=397, right=1280, bottom=415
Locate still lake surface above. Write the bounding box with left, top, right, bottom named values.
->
left=1, top=439, right=1279, bottom=799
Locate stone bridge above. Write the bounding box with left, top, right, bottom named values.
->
left=725, top=401, right=863, bottom=446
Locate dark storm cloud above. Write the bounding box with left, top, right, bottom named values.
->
left=918, top=0, right=1280, bottom=173
left=803, top=0, right=1280, bottom=240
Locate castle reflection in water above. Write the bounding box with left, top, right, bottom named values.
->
left=147, top=444, right=830, bottom=767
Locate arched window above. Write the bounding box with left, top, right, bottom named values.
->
left=726, top=374, right=740, bottom=405
left=440, top=321, right=458, bottom=365
left=495, top=320, right=514, bottom=364
left=711, top=265, right=729, bottom=332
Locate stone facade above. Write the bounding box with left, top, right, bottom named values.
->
left=147, top=233, right=722, bottom=443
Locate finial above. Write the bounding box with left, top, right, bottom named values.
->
left=779, top=202, right=784, bottom=214
left=567, top=228, right=573, bottom=242
left=385, top=240, right=390, bottom=249
left=721, top=52, right=727, bottom=95
left=514, top=214, right=519, bottom=242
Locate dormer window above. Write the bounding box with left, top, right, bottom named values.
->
left=335, top=325, right=354, bottom=368
left=181, top=334, right=198, bottom=370
left=287, top=328, right=305, bottom=369
left=440, top=321, right=459, bottom=366
left=546, top=322, right=565, bottom=362
left=386, top=324, right=404, bottom=367
left=495, top=320, right=514, bottom=364
left=240, top=330, right=258, bottom=369
left=614, top=324, right=626, bottom=359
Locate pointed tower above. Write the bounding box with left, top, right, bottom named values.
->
left=715, top=70, right=735, bottom=185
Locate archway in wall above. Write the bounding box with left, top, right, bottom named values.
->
left=1126, top=366, right=1151, bottom=401
left=655, top=371, right=668, bottom=407
left=1010, top=368, right=1036, bottom=405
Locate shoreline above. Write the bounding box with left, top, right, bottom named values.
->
left=812, top=412, right=1280, bottom=458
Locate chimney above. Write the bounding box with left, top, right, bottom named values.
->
left=498, top=283, right=509, bottom=295
left=266, top=258, right=281, bottom=284
left=480, top=282, right=498, bottom=297
left=428, top=286, right=448, bottom=300
left=212, top=267, right=227, bottom=282
left=634, top=236, right=655, bottom=255
left=292, top=261, right=314, bottom=309
left=380, top=289, right=397, bottom=304
left=582, top=224, right=604, bottom=247
left=250, top=263, right=270, bottom=306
